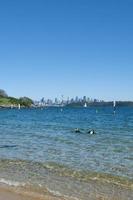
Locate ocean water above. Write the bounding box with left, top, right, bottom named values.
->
left=0, top=107, right=133, bottom=199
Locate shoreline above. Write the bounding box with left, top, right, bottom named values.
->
left=0, top=183, right=132, bottom=200
left=0, top=175, right=132, bottom=200
left=0, top=185, right=67, bottom=200
left=0, top=159, right=133, bottom=200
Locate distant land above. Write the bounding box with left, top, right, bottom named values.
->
left=0, top=89, right=133, bottom=108
left=66, top=101, right=133, bottom=107
left=0, top=89, right=33, bottom=108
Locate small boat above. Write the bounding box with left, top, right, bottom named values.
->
left=84, top=103, right=87, bottom=108
left=113, top=101, right=116, bottom=114
left=18, top=104, right=21, bottom=109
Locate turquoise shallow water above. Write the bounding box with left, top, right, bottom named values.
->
left=0, top=107, right=133, bottom=199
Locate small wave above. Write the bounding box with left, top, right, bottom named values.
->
left=0, top=159, right=132, bottom=189
left=41, top=162, right=133, bottom=188
left=0, top=178, right=25, bottom=187
left=47, top=188, right=80, bottom=200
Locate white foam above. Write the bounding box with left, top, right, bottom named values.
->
left=0, top=178, right=25, bottom=187
left=47, top=187, right=79, bottom=200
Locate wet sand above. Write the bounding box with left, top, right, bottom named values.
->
left=0, top=189, right=110, bottom=200
left=0, top=186, right=113, bottom=200
left=0, top=186, right=132, bottom=200
left=0, top=187, right=66, bottom=200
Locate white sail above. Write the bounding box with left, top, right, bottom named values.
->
left=18, top=104, right=21, bottom=109
left=113, top=101, right=116, bottom=114
left=84, top=103, right=87, bottom=107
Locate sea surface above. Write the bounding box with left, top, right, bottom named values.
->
left=0, top=107, right=133, bottom=199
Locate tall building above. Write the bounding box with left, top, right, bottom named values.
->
left=83, top=96, right=87, bottom=102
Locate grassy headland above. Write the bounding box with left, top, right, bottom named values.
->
left=0, top=96, right=33, bottom=108
left=0, top=89, right=33, bottom=108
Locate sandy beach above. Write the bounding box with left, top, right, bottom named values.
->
left=0, top=188, right=116, bottom=200
left=0, top=184, right=120, bottom=200
left=0, top=187, right=67, bottom=200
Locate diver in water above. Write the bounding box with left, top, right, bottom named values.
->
left=74, top=128, right=95, bottom=134
left=88, top=130, right=95, bottom=134
left=74, top=128, right=81, bottom=133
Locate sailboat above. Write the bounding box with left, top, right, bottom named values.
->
left=18, top=104, right=21, bottom=109
left=113, top=101, right=116, bottom=114
left=84, top=102, right=87, bottom=108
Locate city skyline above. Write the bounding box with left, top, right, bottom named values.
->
left=38, top=95, right=101, bottom=104
left=0, top=0, right=133, bottom=101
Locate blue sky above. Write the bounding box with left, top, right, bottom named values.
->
left=0, top=0, right=133, bottom=100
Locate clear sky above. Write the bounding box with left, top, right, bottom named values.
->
left=0, top=0, right=133, bottom=101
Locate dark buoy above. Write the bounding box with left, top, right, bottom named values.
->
left=74, top=128, right=81, bottom=133
left=88, top=130, right=95, bottom=135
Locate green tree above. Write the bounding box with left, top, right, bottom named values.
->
left=19, top=97, right=33, bottom=107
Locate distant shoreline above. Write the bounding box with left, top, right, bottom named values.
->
left=1, top=102, right=133, bottom=109
left=66, top=101, right=133, bottom=107
left=1, top=89, right=133, bottom=108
